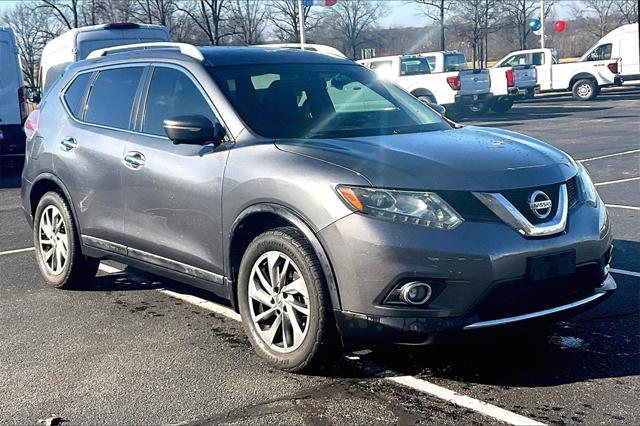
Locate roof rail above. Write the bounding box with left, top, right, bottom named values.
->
left=86, top=42, right=204, bottom=61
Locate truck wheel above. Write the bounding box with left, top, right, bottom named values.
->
left=238, top=226, right=339, bottom=372
left=33, top=191, right=99, bottom=289
left=572, top=79, right=597, bottom=101
left=490, top=98, right=514, bottom=114
left=466, top=101, right=490, bottom=116
left=417, top=95, right=436, bottom=104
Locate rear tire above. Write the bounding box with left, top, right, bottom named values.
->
left=490, top=98, right=514, bottom=114
left=572, top=79, right=597, bottom=101
left=33, top=191, right=99, bottom=289
left=238, top=226, right=339, bottom=372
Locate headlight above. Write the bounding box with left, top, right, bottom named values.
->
left=577, top=165, right=598, bottom=207
left=336, top=185, right=463, bottom=230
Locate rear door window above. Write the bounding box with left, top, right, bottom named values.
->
left=443, top=54, right=467, bottom=71
left=400, top=57, right=430, bottom=75
left=84, top=67, right=143, bottom=129
left=142, top=67, right=216, bottom=137
left=63, top=72, right=92, bottom=119
left=531, top=52, right=545, bottom=65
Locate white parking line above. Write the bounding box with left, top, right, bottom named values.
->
left=606, top=204, right=640, bottom=211
left=611, top=268, right=640, bottom=278
left=387, top=376, right=544, bottom=425
left=578, top=148, right=640, bottom=163
left=0, top=247, right=35, bottom=256
left=594, top=176, right=640, bottom=186
left=95, top=262, right=544, bottom=425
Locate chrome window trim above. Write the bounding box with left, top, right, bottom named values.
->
left=59, top=62, right=150, bottom=134
left=473, top=184, right=568, bottom=237
left=463, top=275, right=616, bottom=330
left=58, top=61, right=233, bottom=143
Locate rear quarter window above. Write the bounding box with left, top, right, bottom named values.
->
left=84, top=67, right=143, bottom=129
left=63, top=73, right=92, bottom=119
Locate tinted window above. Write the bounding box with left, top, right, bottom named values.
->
left=400, top=57, right=430, bottom=75
left=587, top=44, right=612, bottom=61
left=84, top=67, right=143, bottom=129
left=503, top=54, right=527, bottom=66
left=531, top=52, right=545, bottom=65
left=64, top=72, right=92, bottom=118
left=211, top=64, right=449, bottom=139
left=444, top=54, right=467, bottom=71
left=142, top=67, right=216, bottom=137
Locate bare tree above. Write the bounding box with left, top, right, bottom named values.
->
left=328, top=0, right=386, bottom=59
left=39, top=0, right=82, bottom=29
left=228, top=0, right=269, bottom=45
left=134, top=0, right=176, bottom=26
left=177, top=0, right=235, bottom=45
left=2, top=1, right=59, bottom=87
left=414, top=0, right=451, bottom=50
left=571, top=0, right=618, bottom=38
left=270, top=0, right=322, bottom=42
left=500, top=0, right=548, bottom=50
left=616, top=0, right=638, bottom=24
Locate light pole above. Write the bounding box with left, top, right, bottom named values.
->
left=297, top=0, right=306, bottom=50
left=540, top=0, right=545, bottom=48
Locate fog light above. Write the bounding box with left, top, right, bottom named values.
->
left=399, top=282, right=432, bottom=305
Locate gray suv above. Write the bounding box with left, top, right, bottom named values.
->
left=21, top=44, right=615, bottom=371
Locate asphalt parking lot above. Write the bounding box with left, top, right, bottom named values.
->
left=1, top=87, right=638, bottom=425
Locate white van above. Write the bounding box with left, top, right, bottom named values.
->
left=40, top=23, right=170, bottom=93
left=0, top=26, right=27, bottom=163
left=580, top=23, right=639, bottom=84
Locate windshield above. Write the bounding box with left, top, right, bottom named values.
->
left=210, top=63, right=450, bottom=139
left=444, top=54, right=467, bottom=71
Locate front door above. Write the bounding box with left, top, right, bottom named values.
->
left=122, top=65, right=229, bottom=281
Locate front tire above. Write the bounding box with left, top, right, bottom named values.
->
left=572, top=79, right=597, bottom=101
left=33, top=191, right=99, bottom=289
left=238, top=227, right=338, bottom=372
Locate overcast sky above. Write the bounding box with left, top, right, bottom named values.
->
left=0, top=0, right=574, bottom=27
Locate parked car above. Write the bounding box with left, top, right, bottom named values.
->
left=0, top=26, right=27, bottom=168
left=22, top=43, right=616, bottom=372
left=40, top=23, right=170, bottom=94
left=579, top=23, right=639, bottom=85
left=420, top=50, right=538, bottom=113
left=357, top=54, right=492, bottom=118
left=494, top=47, right=622, bottom=100
left=254, top=43, right=347, bottom=58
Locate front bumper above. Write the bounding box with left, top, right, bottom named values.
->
left=319, top=200, right=614, bottom=344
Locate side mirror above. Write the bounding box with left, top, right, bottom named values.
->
left=163, top=115, right=226, bottom=146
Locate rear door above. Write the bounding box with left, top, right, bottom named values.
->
left=122, top=65, right=229, bottom=280
left=54, top=65, right=145, bottom=252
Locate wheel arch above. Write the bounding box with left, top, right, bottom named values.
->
left=226, top=203, right=341, bottom=312
left=410, top=88, right=435, bottom=100
left=29, top=173, right=81, bottom=233
left=569, top=73, right=598, bottom=88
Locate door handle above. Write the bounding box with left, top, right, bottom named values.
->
left=60, top=137, right=78, bottom=151
left=123, top=151, right=146, bottom=169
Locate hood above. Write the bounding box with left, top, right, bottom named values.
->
left=275, top=126, right=578, bottom=191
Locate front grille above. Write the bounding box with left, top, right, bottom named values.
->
left=474, top=263, right=603, bottom=321
left=567, top=176, right=578, bottom=208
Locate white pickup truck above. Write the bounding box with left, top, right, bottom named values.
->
left=357, top=55, right=492, bottom=118
left=420, top=50, right=538, bottom=113
left=494, top=48, right=622, bottom=101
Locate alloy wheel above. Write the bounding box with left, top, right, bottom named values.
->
left=38, top=205, right=69, bottom=275
left=577, top=83, right=592, bottom=98
left=248, top=251, right=310, bottom=353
